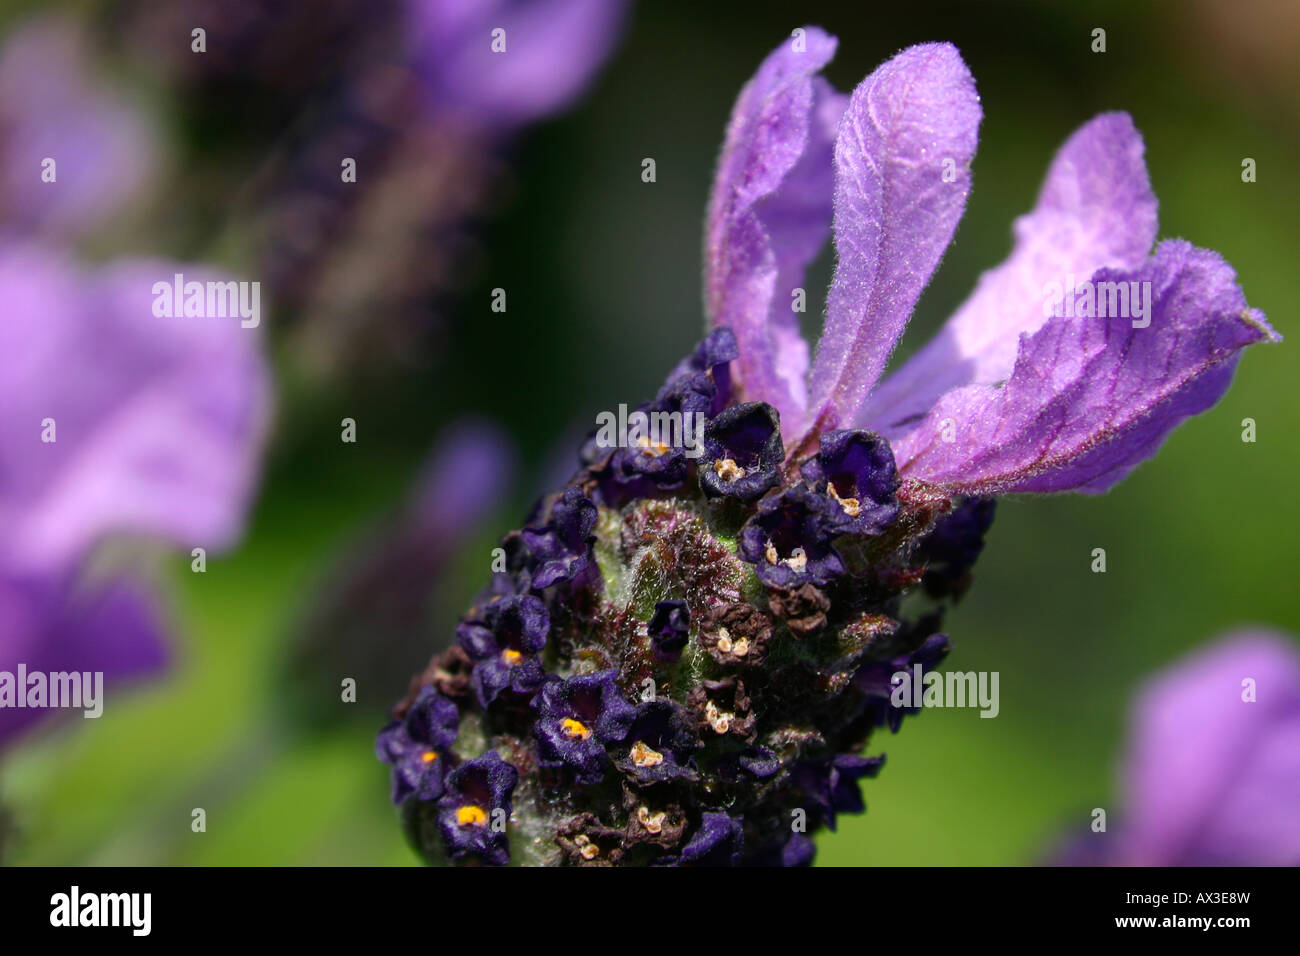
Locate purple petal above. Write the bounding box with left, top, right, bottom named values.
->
left=801, top=43, right=981, bottom=450
left=894, top=241, right=1278, bottom=494
left=863, top=112, right=1158, bottom=434
left=1120, top=631, right=1300, bottom=865
left=0, top=244, right=272, bottom=573
left=0, top=17, right=158, bottom=239
left=407, top=0, right=629, bottom=130
left=705, top=27, right=843, bottom=435
left=0, top=571, right=169, bottom=749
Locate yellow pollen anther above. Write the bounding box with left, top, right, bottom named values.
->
left=637, top=807, right=666, bottom=833
left=764, top=539, right=779, bottom=565
left=732, top=637, right=750, bottom=657
left=630, top=741, right=664, bottom=768
left=456, top=804, right=488, bottom=827
left=636, top=435, right=670, bottom=457
left=420, top=750, right=438, bottom=764
left=501, top=648, right=523, bottom=665
left=716, top=627, right=732, bottom=653
left=560, top=718, right=592, bottom=740
left=713, top=458, right=746, bottom=482
left=579, top=841, right=600, bottom=860
left=827, top=482, right=861, bottom=518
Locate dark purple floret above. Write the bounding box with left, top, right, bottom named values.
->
left=532, top=669, right=637, bottom=784
left=678, top=812, right=745, bottom=866
left=456, top=593, right=551, bottom=707
left=376, top=685, right=460, bottom=804
left=780, top=833, right=816, bottom=867
left=712, top=743, right=782, bottom=783
left=699, top=401, right=784, bottom=502
left=662, top=326, right=738, bottom=415
left=738, top=485, right=845, bottom=588
left=917, top=497, right=996, bottom=598
left=648, top=600, right=690, bottom=661
left=613, top=699, right=701, bottom=784
left=436, top=750, right=519, bottom=866
left=795, top=753, right=886, bottom=831
left=608, top=396, right=699, bottom=491
left=521, top=485, right=598, bottom=589
left=856, top=632, right=952, bottom=732
left=800, top=429, right=900, bottom=535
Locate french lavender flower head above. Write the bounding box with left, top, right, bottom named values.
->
left=379, top=29, right=1278, bottom=866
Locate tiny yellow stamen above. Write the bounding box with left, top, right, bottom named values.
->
left=764, top=539, right=779, bottom=565
left=560, top=718, right=592, bottom=740
left=420, top=750, right=438, bottom=764
left=732, top=637, right=750, bottom=657
left=636, top=435, right=671, bottom=458
left=456, top=804, right=488, bottom=827
left=630, top=741, right=664, bottom=768
left=713, top=458, right=746, bottom=482
left=501, top=648, right=523, bottom=665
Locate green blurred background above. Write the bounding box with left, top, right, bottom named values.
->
left=2, top=0, right=1296, bottom=865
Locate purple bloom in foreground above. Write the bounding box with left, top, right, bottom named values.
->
left=1057, top=631, right=1300, bottom=866
left=436, top=750, right=519, bottom=866
left=532, top=669, right=636, bottom=783
left=738, top=485, right=844, bottom=588
left=457, top=593, right=550, bottom=707
left=800, top=429, right=899, bottom=535
left=677, top=812, right=745, bottom=867
left=383, top=28, right=1275, bottom=867
left=0, top=242, right=269, bottom=749
left=376, top=685, right=461, bottom=804
left=706, top=30, right=1277, bottom=489
left=520, top=485, right=597, bottom=588
left=700, top=402, right=784, bottom=502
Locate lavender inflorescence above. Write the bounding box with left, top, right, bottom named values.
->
left=378, top=328, right=992, bottom=866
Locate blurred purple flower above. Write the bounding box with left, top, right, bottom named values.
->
left=0, top=246, right=269, bottom=574
left=1059, top=631, right=1300, bottom=866
left=128, top=0, right=630, bottom=374
left=0, top=572, right=167, bottom=745
left=707, top=29, right=1278, bottom=491
left=0, top=242, right=271, bottom=748
left=0, top=17, right=157, bottom=240
left=407, top=0, right=630, bottom=129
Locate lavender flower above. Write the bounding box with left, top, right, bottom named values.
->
left=434, top=750, right=518, bottom=866
left=0, top=17, right=157, bottom=240
left=532, top=669, right=636, bottom=783
left=1055, top=631, right=1300, bottom=866
left=376, top=685, right=461, bottom=803
left=381, top=29, right=1274, bottom=866
left=0, top=243, right=270, bottom=748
